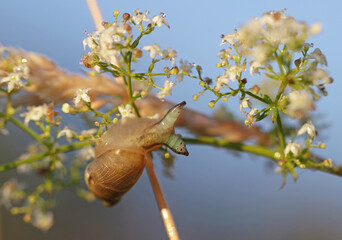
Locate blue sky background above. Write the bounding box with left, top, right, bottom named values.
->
left=0, top=0, right=342, bottom=239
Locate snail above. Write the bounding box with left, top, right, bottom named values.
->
left=85, top=101, right=189, bottom=207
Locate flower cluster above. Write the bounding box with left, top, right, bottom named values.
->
left=0, top=54, right=29, bottom=92
left=195, top=10, right=332, bottom=126
left=81, top=9, right=196, bottom=101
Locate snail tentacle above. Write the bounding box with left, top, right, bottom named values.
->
left=166, top=134, right=189, bottom=156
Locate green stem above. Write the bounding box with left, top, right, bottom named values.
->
left=0, top=152, right=49, bottom=172
left=126, top=52, right=141, bottom=118
left=183, top=137, right=276, bottom=160
left=274, top=80, right=287, bottom=103
left=0, top=113, right=45, bottom=145
left=276, top=111, right=286, bottom=150
left=184, top=137, right=342, bottom=178
left=0, top=141, right=94, bottom=172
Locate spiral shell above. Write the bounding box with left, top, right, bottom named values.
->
left=85, top=101, right=189, bottom=206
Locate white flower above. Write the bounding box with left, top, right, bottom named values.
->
left=20, top=104, right=48, bottom=126
left=32, top=209, right=54, bottom=232
left=162, top=48, right=177, bottom=65
left=118, top=104, right=136, bottom=119
left=57, top=126, right=76, bottom=143
left=284, top=141, right=302, bottom=157
left=80, top=128, right=97, bottom=138
left=0, top=180, right=23, bottom=208
left=301, top=67, right=332, bottom=86
left=17, top=163, right=33, bottom=174
left=156, top=80, right=176, bottom=99
left=310, top=22, right=322, bottom=35
left=249, top=60, right=262, bottom=76
left=217, top=48, right=233, bottom=65
left=287, top=90, right=314, bottom=119
left=220, top=32, right=239, bottom=46
left=0, top=128, right=9, bottom=136
left=76, top=146, right=95, bottom=164
left=244, top=108, right=258, bottom=127
left=240, top=97, right=252, bottom=113
left=176, top=60, right=195, bottom=82
left=312, top=68, right=332, bottom=85
left=83, top=31, right=100, bottom=50
left=215, top=73, right=229, bottom=91
left=308, top=48, right=327, bottom=66
left=152, top=15, right=170, bottom=28
left=74, top=88, right=91, bottom=106
left=297, top=121, right=317, bottom=138
left=132, top=9, right=151, bottom=24
left=225, top=65, right=246, bottom=81
left=142, top=44, right=163, bottom=59
left=13, top=62, right=29, bottom=78
left=0, top=73, right=25, bottom=92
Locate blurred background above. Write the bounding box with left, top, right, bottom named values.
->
left=1, top=0, right=342, bottom=239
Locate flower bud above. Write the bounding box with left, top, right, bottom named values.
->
left=123, top=13, right=130, bottom=21
left=170, top=66, right=179, bottom=75
left=250, top=85, right=260, bottom=95
left=62, top=103, right=71, bottom=113
left=222, top=96, right=229, bottom=102
left=208, top=101, right=215, bottom=108
left=294, top=58, right=301, bottom=68
left=274, top=152, right=282, bottom=159
left=193, top=94, right=199, bottom=101
left=204, top=77, right=212, bottom=85
left=323, top=159, right=332, bottom=167
left=113, top=10, right=120, bottom=16
left=232, top=55, right=238, bottom=62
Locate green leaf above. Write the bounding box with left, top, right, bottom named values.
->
left=255, top=108, right=271, bottom=121
left=261, top=94, right=273, bottom=104
left=133, top=74, right=146, bottom=81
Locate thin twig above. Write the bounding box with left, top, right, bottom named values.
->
left=85, top=0, right=104, bottom=31
left=146, top=153, right=180, bottom=240
left=85, top=1, right=180, bottom=239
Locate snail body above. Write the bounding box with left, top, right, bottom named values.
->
left=85, top=101, right=188, bottom=206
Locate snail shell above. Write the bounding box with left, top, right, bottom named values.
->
left=85, top=101, right=189, bottom=206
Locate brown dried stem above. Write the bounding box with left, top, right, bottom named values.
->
left=146, top=154, right=180, bottom=240
left=86, top=0, right=104, bottom=31
left=85, top=1, right=181, bottom=239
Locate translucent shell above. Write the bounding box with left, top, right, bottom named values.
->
left=85, top=101, right=188, bottom=206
